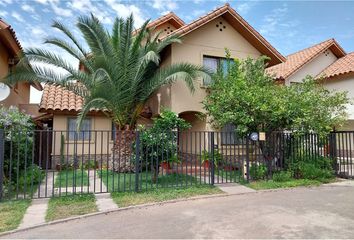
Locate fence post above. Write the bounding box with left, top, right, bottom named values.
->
left=246, top=137, right=250, bottom=182
left=0, top=129, right=4, bottom=200
left=329, top=132, right=337, bottom=174
left=210, top=132, right=215, bottom=185
left=135, top=131, right=140, bottom=192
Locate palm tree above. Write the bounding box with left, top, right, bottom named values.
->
left=5, top=14, right=210, bottom=172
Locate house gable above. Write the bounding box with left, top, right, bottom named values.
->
left=167, top=3, right=285, bottom=66
left=287, top=49, right=338, bottom=84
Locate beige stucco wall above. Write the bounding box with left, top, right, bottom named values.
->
left=170, top=16, right=261, bottom=122
left=52, top=114, right=113, bottom=156
left=0, top=42, right=31, bottom=108
left=51, top=114, right=153, bottom=156
left=286, top=50, right=338, bottom=85
left=323, top=73, right=354, bottom=122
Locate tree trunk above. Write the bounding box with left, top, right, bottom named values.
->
left=109, top=128, right=135, bottom=173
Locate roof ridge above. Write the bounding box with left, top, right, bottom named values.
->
left=286, top=38, right=334, bottom=58
left=146, top=11, right=185, bottom=29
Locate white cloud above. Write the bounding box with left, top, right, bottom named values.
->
left=236, top=1, right=258, bottom=15
left=11, top=11, right=24, bottom=23
left=34, top=0, right=48, bottom=4
left=21, top=4, right=35, bottom=13
left=0, top=10, right=8, bottom=17
left=105, top=0, right=146, bottom=27
left=31, top=26, right=46, bottom=36
left=0, top=0, right=12, bottom=6
left=68, top=0, right=113, bottom=24
left=50, top=1, right=72, bottom=17
left=151, top=0, right=178, bottom=12
left=33, top=0, right=72, bottom=17
left=259, top=4, right=299, bottom=38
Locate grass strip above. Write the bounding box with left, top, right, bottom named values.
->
left=45, top=194, right=97, bottom=222
left=0, top=200, right=31, bottom=233
left=111, top=185, right=223, bottom=208
left=245, top=178, right=335, bottom=190
left=54, top=169, right=89, bottom=188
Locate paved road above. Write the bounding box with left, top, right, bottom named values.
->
left=3, top=184, right=354, bottom=239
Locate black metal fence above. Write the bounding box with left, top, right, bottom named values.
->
left=0, top=129, right=353, bottom=200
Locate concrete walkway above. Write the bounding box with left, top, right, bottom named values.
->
left=19, top=172, right=57, bottom=228
left=5, top=184, right=354, bottom=239
left=215, top=183, right=256, bottom=194
left=87, top=171, right=118, bottom=211
left=18, top=198, right=48, bottom=229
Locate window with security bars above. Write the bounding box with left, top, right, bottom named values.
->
left=67, top=118, right=91, bottom=141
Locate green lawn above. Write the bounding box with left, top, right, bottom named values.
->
left=0, top=200, right=31, bottom=233
left=98, top=170, right=207, bottom=192
left=54, top=170, right=89, bottom=188
left=215, top=168, right=243, bottom=182
left=45, top=194, right=97, bottom=222
left=245, top=178, right=335, bottom=190
left=111, top=185, right=223, bottom=207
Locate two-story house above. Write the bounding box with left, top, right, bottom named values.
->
left=38, top=4, right=285, bottom=162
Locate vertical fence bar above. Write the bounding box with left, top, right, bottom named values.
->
left=246, top=137, right=250, bottom=182
left=210, top=132, right=215, bottom=185
left=135, top=131, right=140, bottom=192
left=0, top=129, right=4, bottom=200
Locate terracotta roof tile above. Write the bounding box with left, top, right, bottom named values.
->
left=133, top=12, right=185, bottom=35
left=266, top=39, right=346, bottom=80
left=319, top=52, right=354, bottom=79
left=40, top=84, right=84, bottom=112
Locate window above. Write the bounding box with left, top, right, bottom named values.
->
left=67, top=118, right=91, bottom=141
left=221, top=123, right=241, bottom=145
left=203, top=56, right=234, bottom=86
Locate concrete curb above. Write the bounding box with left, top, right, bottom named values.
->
left=0, top=181, right=351, bottom=237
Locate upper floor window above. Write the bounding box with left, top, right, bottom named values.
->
left=203, top=56, right=234, bottom=86
left=67, top=118, right=91, bottom=141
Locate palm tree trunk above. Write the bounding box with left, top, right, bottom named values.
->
left=110, top=127, right=135, bottom=173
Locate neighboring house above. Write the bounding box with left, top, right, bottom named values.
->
left=267, top=38, right=354, bottom=130
left=0, top=18, right=43, bottom=116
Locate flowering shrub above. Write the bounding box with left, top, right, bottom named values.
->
left=0, top=106, right=39, bottom=192
left=0, top=106, right=34, bottom=131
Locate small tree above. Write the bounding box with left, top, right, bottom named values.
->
left=203, top=56, right=349, bottom=170
left=203, top=56, right=349, bottom=136
left=138, top=109, right=191, bottom=182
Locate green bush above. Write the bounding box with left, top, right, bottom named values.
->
left=80, top=160, right=98, bottom=170
left=0, top=106, right=35, bottom=186
left=272, top=171, right=292, bottom=182
left=300, top=163, right=333, bottom=180
left=287, top=153, right=334, bottom=180
left=18, top=164, right=44, bottom=190
left=249, top=163, right=267, bottom=180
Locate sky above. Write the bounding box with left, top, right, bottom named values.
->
left=1, top=0, right=354, bottom=103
